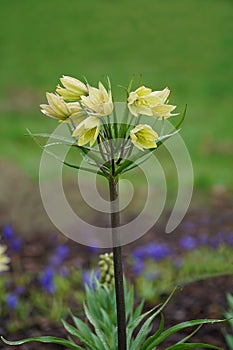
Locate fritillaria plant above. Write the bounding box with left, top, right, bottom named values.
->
left=39, top=75, right=181, bottom=349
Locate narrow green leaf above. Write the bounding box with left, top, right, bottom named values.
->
left=62, top=319, right=99, bottom=350
left=175, top=324, right=202, bottom=345
left=84, top=303, right=110, bottom=350
left=174, top=104, right=187, bottom=130
left=165, top=342, right=222, bottom=350
left=153, top=319, right=226, bottom=347
left=1, top=336, right=82, bottom=350
left=141, top=314, right=165, bottom=350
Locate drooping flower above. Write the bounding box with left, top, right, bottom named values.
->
left=81, top=82, right=114, bottom=117
left=72, top=116, right=100, bottom=147
left=0, top=243, right=10, bottom=272
left=40, top=92, right=70, bottom=121
left=56, top=75, right=88, bottom=101
left=128, top=86, right=160, bottom=117
left=151, top=103, right=177, bottom=119
left=130, top=124, right=158, bottom=151
left=128, top=86, right=177, bottom=119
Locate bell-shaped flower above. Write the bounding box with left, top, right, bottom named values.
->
left=56, top=75, right=88, bottom=101
left=151, top=103, right=178, bottom=119
left=40, top=92, right=70, bottom=121
left=81, top=82, right=114, bottom=117
left=128, top=86, right=172, bottom=117
left=130, top=124, right=158, bottom=151
left=72, top=116, right=100, bottom=147
left=0, top=244, right=10, bottom=272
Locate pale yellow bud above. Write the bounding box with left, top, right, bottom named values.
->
left=56, top=75, right=88, bottom=101
left=40, top=92, right=70, bottom=121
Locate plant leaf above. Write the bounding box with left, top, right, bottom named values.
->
left=152, top=319, right=226, bottom=347
left=62, top=319, right=99, bottom=350
left=84, top=303, right=110, bottom=350
left=141, top=313, right=165, bottom=350
left=165, top=342, right=222, bottom=350
left=1, top=336, right=82, bottom=349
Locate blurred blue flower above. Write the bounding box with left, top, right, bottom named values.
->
left=6, top=293, right=18, bottom=309
left=40, top=267, right=55, bottom=294
left=2, top=225, right=14, bottom=240
left=132, top=246, right=147, bottom=260
left=49, top=244, right=69, bottom=266
left=132, top=258, right=144, bottom=275
left=146, top=242, right=171, bottom=260
left=225, top=232, right=233, bottom=246
left=180, top=235, right=197, bottom=250
left=15, top=286, right=25, bottom=295
left=210, top=232, right=224, bottom=249
left=10, top=237, right=22, bottom=252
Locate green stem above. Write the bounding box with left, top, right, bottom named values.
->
left=108, top=176, right=127, bottom=350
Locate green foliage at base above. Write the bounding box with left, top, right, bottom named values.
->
left=1, top=278, right=225, bottom=349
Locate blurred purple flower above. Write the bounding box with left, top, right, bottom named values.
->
left=132, top=246, right=147, bottom=260
left=2, top=225, right=14, bottom=240
left=15, top=286, right=25, bottom=295
left=132, top=258, right=144, bottom=275
left=210, top=232, right=224, bottom=249
left=180, top=235, right=197, bottom=250
left=10, top=237, right=22, bottom=252
left=225, top=232, right=233, bottom=246
left=146, top=242, right=171, bottom=261
left=6, top=293, right=18, bottom=309
left=49, top=244, right=69, bottom=266
left=40, top=267, right=55, bottom=294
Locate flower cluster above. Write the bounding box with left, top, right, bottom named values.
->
left=98, top=252, right=114, bottom=290
left=40, top=76, right=178, bottom=165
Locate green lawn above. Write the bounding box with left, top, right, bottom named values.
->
left=0, top=0, right=232, bottom=191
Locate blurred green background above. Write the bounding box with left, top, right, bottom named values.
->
left=0, top=0, right=232, bottom=193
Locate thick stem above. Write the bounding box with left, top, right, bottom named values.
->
left=109, top=176, right=127, bottom=350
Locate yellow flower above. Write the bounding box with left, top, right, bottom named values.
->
left=40, top=92, right=70, bottom=121
left=56, top=75, right=88, bottom=101
left=81, top=82, right=114, bottom=117
left=72, top=116, right=100, bottom=147
left=130, top=124, right=158, bottom=151
left=0, top=244, right=10, bottom=272
left=128, top=86, right=176, bottom=118
left=151, top=103, right=178, bottom=119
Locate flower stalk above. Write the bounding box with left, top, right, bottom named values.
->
left=109, top=175, right=127, bottom=350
